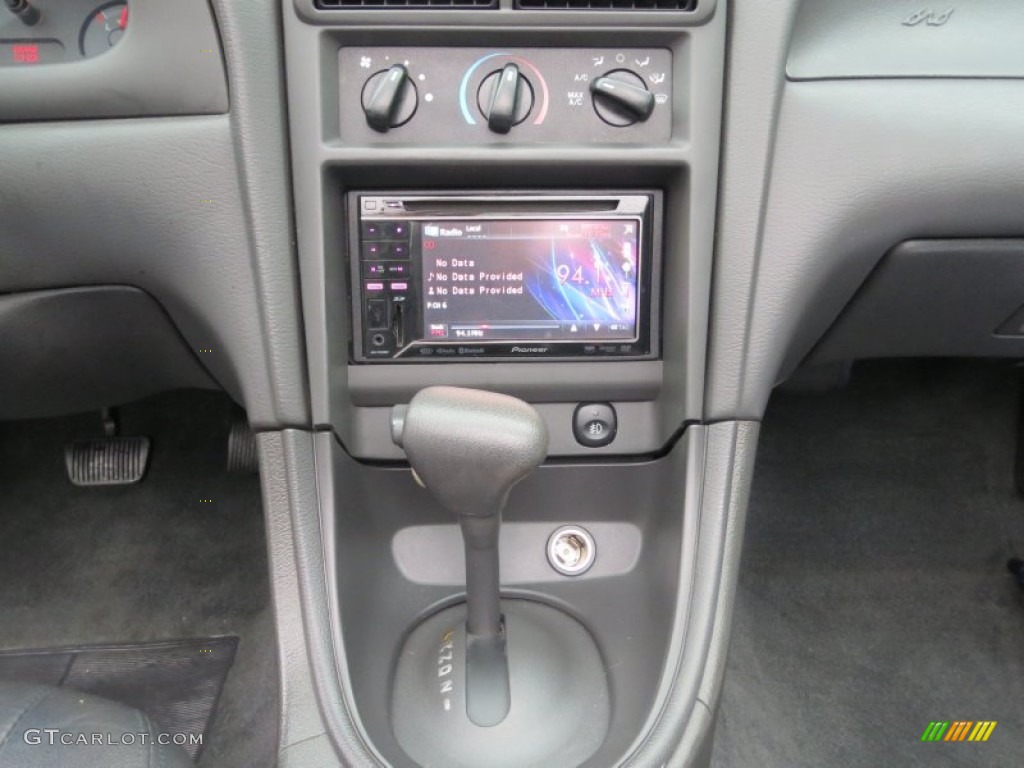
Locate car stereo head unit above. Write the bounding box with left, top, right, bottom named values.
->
left=348, top=192, right=661, bottom=362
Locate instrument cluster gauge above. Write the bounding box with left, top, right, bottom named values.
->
left=79, top=1, right=127, bottom=59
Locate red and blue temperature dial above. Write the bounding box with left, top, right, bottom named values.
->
left=459, top=53, right=550, bottom=130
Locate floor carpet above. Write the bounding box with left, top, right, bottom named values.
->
left=713, top=360, right=1024, bottom=768
left=0, top=390, right=278, bottom=767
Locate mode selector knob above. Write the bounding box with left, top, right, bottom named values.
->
left=362, top=64, right=418, bottom=133
left=477, top=63, right=534, bottom=134
left=590, top=70, right=655, bottom=127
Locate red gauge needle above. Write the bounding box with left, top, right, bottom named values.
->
left=118, top=6, right=128, bottom=29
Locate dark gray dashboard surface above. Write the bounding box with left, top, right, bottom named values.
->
left=7, top=0, right=1024, bottom=761
left=0, top=0, right=228, bottom=122
left=807, top=240, right=1024, bottom=365
left=0, top=286, right=216, bottom=419
left=707, top=0, right=1024, bottom=421
left=0, top=0, right=309, bottom=427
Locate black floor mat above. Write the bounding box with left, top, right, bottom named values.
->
left=0, top=636, right=237, bottom=761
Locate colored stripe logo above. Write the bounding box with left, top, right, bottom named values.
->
left=921, top=721, right=997, bottom=742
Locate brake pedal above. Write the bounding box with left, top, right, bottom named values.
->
left=65, top=407, right=150, bottom=486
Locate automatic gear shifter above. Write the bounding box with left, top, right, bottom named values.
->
left=391, top=386, right=548, bottom=726
left=389, top=387, right=610, bottom=768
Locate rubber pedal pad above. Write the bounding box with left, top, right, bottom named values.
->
left=64, top=436, right=151, bottom=486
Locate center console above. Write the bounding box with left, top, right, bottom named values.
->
left=280, top=1, right=732, bottom=766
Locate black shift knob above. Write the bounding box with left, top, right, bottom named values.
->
left=391, top=386, right=548, bottom=519
left=391, top=386, right=548, bottom=727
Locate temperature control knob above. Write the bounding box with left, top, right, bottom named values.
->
left=590, top=70, right=655, bottom=127
left=362, top=64, right=418, bottom=133
left=477, top=63, right=534, bottom=134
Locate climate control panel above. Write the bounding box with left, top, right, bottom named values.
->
left=338, top=47, right=673, bottom=144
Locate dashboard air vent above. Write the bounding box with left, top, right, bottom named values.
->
left=515, top=0, right=695, bottom=9
left=315, top=0, right=496, bottom=8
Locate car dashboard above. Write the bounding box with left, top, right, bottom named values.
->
left=2, top=1, right=1024, bottom=766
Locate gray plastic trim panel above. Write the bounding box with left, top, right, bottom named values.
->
left=611, top=421, right=756, bottom=766
left=259, top=431, right=346, bottom=768
left=209, top=0, right=312, bottom=426
left=283, top=6, right=726, bottom=457
left=349, top=400, right=667, bottom=458
left=349, top=361, right=663, bottom=405
left=318, top=427, right=706, bottom=766
left=392, top=521, right=642, bottom=585
left=257, top=415, right=761, bottom=768
left=264, top=421, right=759, bottom=767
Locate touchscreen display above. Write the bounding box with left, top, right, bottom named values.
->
left=420, top=219, right=640, bottom=342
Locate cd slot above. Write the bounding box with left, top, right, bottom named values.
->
left=391, top=302, right=405, bottom=348
left=399, top=199, right=619, bottom=216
